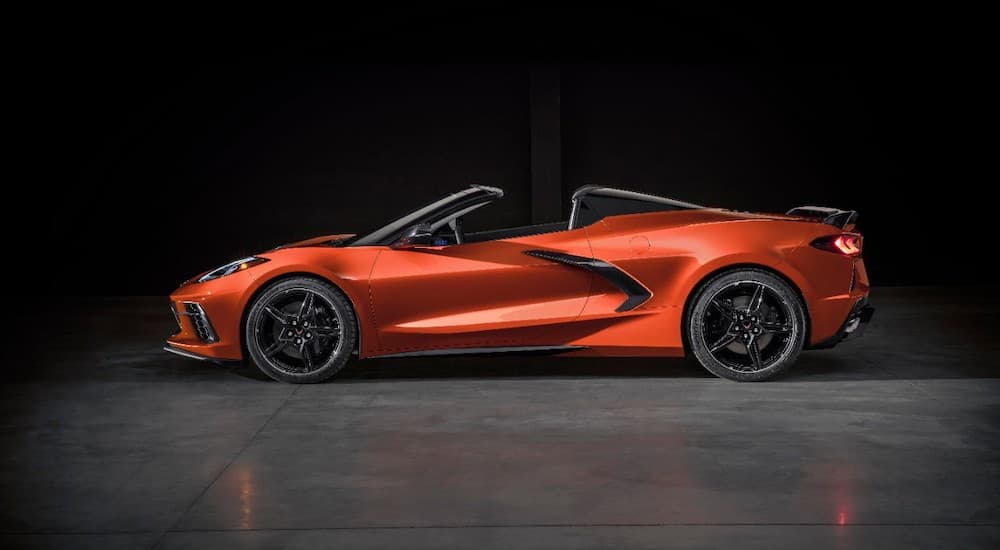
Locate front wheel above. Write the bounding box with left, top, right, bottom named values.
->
left=687, top=269, right=806, bottom=382
left=245, top=277, right=357, bottom=383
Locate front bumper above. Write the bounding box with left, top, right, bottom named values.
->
left=163, top=343, right=240, bottom=364
left=164, top=273, right=253, bottom=362
left=811, top=297, right=875, bottom=349
left=165, top=296, right=244, bottom=361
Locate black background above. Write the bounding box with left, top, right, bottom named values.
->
left=15, top=9, right=990, bottom=295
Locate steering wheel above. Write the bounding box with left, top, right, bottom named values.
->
left=449, top=217, right=466, bottom=245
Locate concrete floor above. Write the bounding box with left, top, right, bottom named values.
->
left=1, top=288, right=998, bottom=549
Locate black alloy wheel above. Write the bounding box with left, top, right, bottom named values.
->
left=688, top=269, right=806, bottom=381
left=245, top=277, right=357, bottom=383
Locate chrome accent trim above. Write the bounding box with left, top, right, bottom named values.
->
left=843, top=304, right=875, bottom=340
left=843, top=317, right=862, bottom=334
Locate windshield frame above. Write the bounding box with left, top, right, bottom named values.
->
left=344, top=185, right=504, bottom=247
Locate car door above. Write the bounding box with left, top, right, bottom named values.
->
left=368, top=227, right=595, bottom=354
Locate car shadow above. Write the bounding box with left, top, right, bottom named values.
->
left=21, top=342, right=992, bottom=385
left=334, top=355, right=713, bottom=381
left=225, top=349, right=994, bottom=383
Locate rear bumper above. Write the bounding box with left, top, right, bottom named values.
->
left=842, top=302, right=875, bottom=341
left=810, top=298, right=875, bottom=349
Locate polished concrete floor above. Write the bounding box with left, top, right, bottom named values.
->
left=1, top=288, right=998, bottom=549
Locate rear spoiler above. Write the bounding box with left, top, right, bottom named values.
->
left=785, top=206, right=859, bottom=230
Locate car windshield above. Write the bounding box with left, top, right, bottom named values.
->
left=343, top=185, right=503, bottom=247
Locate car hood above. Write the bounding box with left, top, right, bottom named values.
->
left=272, top=234, right=355, bottom=249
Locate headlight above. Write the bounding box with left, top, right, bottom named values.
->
left=196, top=256, right=269, bottom=283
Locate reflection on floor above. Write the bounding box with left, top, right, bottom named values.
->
left=1, top=288, right=998, bottom=549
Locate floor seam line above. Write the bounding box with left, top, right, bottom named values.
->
left=5, top=522, right=1000, bottom=537
left=158, top=522, right=1000, bottom=532
left=148, top=385, right=301, bottom=550
left=861, top=354, right=943, bottom=402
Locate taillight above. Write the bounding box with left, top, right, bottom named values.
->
left=811, top=233, right=862, bottom=256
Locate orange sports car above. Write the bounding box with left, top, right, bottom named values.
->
left=165, top=185, right=872, bottom=383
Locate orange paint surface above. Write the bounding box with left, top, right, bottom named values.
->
left=167, top=208, right=868, bottom=362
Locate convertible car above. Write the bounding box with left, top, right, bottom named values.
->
left=165, top=185, right=872, bottom=383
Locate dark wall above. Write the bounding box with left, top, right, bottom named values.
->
left=561, top=64, right=986, bottom=287
left=39, top=64, right=531, bottom=295
left=19, top=11, right=988, bottom=294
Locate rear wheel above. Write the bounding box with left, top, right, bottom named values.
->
left=245, top=277, right=357, bottom=383
left=687, top=269, right=805, bottom=381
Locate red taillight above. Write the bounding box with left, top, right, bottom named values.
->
left=811, top=233, right=863, bottom=256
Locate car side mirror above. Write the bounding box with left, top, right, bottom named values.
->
left=391, top=223, right=436, bottom=249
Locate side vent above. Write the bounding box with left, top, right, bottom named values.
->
left=181, top=302, right=218, bottom=343
left=524, top=250, right=651, bottom=312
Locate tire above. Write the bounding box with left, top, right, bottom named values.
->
left=245, top=277, right=357, bottom=383
left=687, top=268, right=806, bottom=382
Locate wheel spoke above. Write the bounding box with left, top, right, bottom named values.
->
left=298, top=291, right=315, bottom=320
left=312, top=325, right=340, bottom=336
left=761, top=321, right=791, bottom=333
left=300, top=341, right=314, bottom=370
left=748, top=283, right=765, bottom=312
left=709, top=332, right=737, bottom=353
left=263, top=340, right=287, bottom=358
left=710, top=299, right=734, bottom=321
left=745, top=338, right=763, bottom=370
left=264, top=306, right=289, bottom=324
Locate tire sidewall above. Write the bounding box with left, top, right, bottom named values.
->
left=245, top=278, right=357, bottom=383
left=688, top=269, right=806, bottom=382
